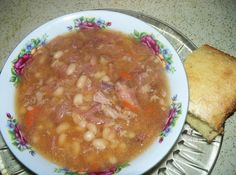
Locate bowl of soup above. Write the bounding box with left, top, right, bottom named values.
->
left=0, top=10, right=188, bottom=175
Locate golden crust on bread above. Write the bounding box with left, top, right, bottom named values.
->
left=186, top=113, right=222, bottom=142
left=185, top=44, right=236, bottom=132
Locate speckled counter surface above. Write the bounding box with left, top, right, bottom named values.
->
left=0, top=0, right=235, bottom=174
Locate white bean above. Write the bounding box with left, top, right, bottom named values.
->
left=92, top=138, right=107, bottom=150
left=94, top=71, right=106, bottom=79
left=56, top=122, right=70, bottom=134
left=161, top=106, right=166, bottom=111
left=100, top=56, right=108, bottom=65
left=72, top=141, right=80, bottom=155
left=76, top=75, right=87, bottom=89
left=36, top=92, right=44, bottom=103
left=79, top=120, right=87, bottom=128
left=31, top=48, right=36, bottom=55
left=72, top=113, right=81, bottom=125
left=128, top=131, right=136, bottom=139
left=103, top=127, right=115, bottom=140
left=119, top=142, right=127, bottom=151
left=80, top=105, right=90, bottom=111
left=101, top=75, right=110, bottom=82
left=76, top=126, right=85, bottom=132
left=73, top=94, right=83, bottom=107
left=34, top=72, right=41, bottom=78
left=108, top=155, right=118, bottom=164
left=53, top=50, right=63, bottom=59
left=26, top=106, right=33, bottom=111
left=110, top=139, right=119, bottom=149
left=32, top=134, right=39, bottom=143
left=58, top=133, right=67, bottom=146
left=19, top=106, right=26, bottom=115
left=39, top=56, right=46, bottom=64
left=66, top=63, right=76, bottom=75
left=161, top=90, right=167, bottom=97
left=84, top=131, right=95, bottom=142
left=87, top=123, right=97, bottom=134
left=53, top=87, right=64, bottom=97
left=159, top=98, right=164, bottom=105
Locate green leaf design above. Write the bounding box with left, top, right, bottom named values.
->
left=54, top=168, right=60, bottom=173
left=10, top=76, right=16, bottom=82
left=42, top=33, right=48, bottom=39
left=54, top=168, right=87, bottom=175
left=165, top=56, right=172, bottom=64
left=65, top=172, right=80, bottom=175
left=12, top=58, right=18, bottom=64
left=133, top=29, right=140, bottom=38
left=140, top=32, right=147, bottom=38
left=11, top=68, right=16, bottom=75
left=114, top=163, right=129, bottom=174
left=79, top=16, right=84, bottom=22
left=8, top=131, right=15, bottom=140
left=14, top=76, right=20, bottom=85
left=90, top=17, right=96, bottom=23
left=12, top=141, right=18, bottom=147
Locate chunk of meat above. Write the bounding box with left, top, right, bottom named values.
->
left=101, top=81, right=113, bottom=91
left=82, top=104, right=102, bottom=118
left=86, top=115, right=111, bottom=125
left=93, top=91, right=112, bottom=105
left=101, top=105, right=120, bottom=119
left=74, top=104, right=111, bottom=124
left=101, top=104, right=137, bottom=121
left=115, top=82, right=139, bottom=106
left=53, top=102, right=72, bottom=122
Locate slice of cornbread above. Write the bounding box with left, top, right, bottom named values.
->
left=184, top=44, right=236, bottom=142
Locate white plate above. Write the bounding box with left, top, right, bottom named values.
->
left=0, top=10, right=188, bottom=175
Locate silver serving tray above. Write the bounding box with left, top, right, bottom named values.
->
left=0, top=9, right=222, bottom=175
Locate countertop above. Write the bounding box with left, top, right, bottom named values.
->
left=0, top=0, right=235, bottom=175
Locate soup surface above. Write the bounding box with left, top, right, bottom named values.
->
left=16, top=29, right=170, bottom=172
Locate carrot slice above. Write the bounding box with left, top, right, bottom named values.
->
left=121, top=100, right=139, bottom=113
left=25, top=107, right=40, bottom=127
left=120, top=71, right=133, bottom=80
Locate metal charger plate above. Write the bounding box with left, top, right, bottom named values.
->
left=0, top=9, right=222, bottom=175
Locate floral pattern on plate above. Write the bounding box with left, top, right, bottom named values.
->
left=67, top=16, right=112, bottom=31
left=159, top=95, right=182, bottom=143
left=54, top=163, right=129, bottom=175
left=10, top=34, right=48, bottom=85
left=132, top=30, right=175, bottom=73
left=6, top=113, right=35, bottom=156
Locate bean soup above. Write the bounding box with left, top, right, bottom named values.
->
left=15, top=29, right=170, bottom=172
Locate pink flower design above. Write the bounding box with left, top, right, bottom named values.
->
left=88, top=167, right=116, bottom=175
left=106, top=22, right=112, bottom=26
left=163, top=108, right=177, bottom=131
left=14, top=53, right=31, bottom=75
left=6, top=113, right=35, bottom=155
left=78, top=22, right=100, bottom=29
left=14, top=124, right=27, bottom=146
left=140, top=35, right=160, bottom=55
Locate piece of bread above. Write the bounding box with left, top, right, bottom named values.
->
left=184, top=44, right=236, bottom=141
left=186, top=113, right=221, bottom=142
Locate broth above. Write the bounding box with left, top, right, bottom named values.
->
left=15, top=29, right=170, bottom=172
